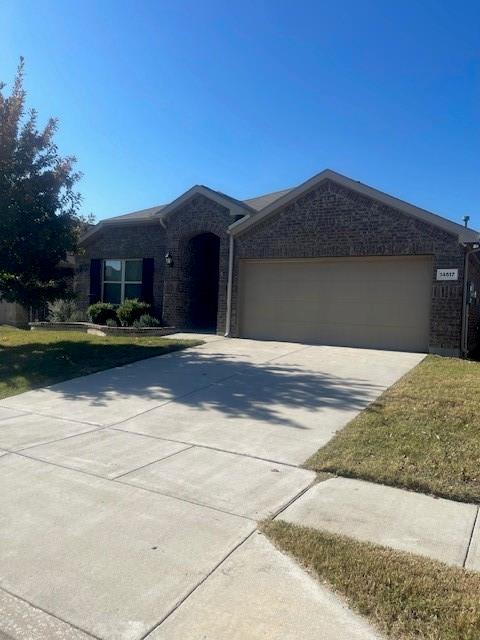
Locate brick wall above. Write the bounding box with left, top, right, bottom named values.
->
left=230, top=179, right=465, bottom=354
left=75, top=222, right=166, bottom=317
left=162, top=195, right=231, bottom=333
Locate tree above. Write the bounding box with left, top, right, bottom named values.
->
left=0, top=58, right=88, bottom=312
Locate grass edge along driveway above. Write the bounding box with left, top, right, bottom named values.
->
left=0, top=326, right=201, bottom=400
left=262, top=520, right=480, bottom=640
left=305, top=355, right=480, bottom=504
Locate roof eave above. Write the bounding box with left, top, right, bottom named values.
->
left=462, top=234, right=480, bottom=245
left=79, top=185, right=255, bottom=244
left=79, top=215, right=161, bottom=244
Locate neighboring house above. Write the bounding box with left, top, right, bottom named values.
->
left=76, top=169, right=480, bottom=356
left=0, top=300, right=28, bottom=327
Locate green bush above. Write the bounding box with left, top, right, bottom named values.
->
left=87, top=302, right=117, bottom=325
left=133, top=314, right=161, bottom=328
left=116, top=298, right=150, bottom=326
left=70, top=309, right=87, bottom=322
left=105, top=318, right=118, bottom=327
left=48, top=299, right=80, bottom=322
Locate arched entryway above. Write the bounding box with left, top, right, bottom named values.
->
left=186, top=232, right=220, bottom=330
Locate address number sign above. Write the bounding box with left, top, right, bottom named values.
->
left=436, top=269, right=458, bottom=281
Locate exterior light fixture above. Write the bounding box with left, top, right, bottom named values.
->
left=165, top=252, right=174, bottom=267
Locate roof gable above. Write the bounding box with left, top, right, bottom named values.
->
left=229, top=169, right=479, bottom=243
left=158, top=185, right=254, bottom=222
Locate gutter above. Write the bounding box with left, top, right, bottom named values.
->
left=461, top=242, right=480, bottom=356
left=224, top=233, right=234, bottom=337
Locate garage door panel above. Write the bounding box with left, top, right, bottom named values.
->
left=239, top=257, right=432, bottom=352
left=242, top=318, right=428, bottom=351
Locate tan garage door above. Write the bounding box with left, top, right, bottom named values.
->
left=239, top=256, right=432, bottom=352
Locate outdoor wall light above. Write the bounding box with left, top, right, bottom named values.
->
left=165, top=251, right=174, bottom=267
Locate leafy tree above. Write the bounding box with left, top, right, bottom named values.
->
left=0, top=58, right=89, bottom=312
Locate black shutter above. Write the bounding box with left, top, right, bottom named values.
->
left=141, top=258, right=154, bottom=305
left=89, top=259, right=102, bottom=304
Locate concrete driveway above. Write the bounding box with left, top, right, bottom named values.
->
left=0, top=337, right=423, bottom=639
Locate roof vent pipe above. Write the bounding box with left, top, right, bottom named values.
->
left=463, top=215, right=470, bottom=228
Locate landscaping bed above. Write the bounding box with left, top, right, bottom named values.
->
left=0, top=325, right=200, bottom=399
left=29, top=321, right=176, bottom=337
left=306, top=355, right=480, bottom=504
left=263, top=520, right=480, bottom=640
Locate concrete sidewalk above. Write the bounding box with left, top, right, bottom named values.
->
left=279, top=476, right=480, bottom=569
left=149, top=532, right=381, bottom=640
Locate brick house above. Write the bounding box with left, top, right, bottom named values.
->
left=76, top=169, right=480, bottom=356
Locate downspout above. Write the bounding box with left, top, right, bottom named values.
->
left=224, top=233, right=234, bottom=337
left=461, top=243, right=480, bottom=356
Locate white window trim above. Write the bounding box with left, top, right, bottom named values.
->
left=102, top=259, right=142, bottom=304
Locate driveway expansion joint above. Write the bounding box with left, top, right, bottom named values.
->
left=464, top=505, right=480, bottom=568
left=0, top=408, right=32, bottom=421
left=270, top=478, right=318, bottom=521
left=113, top=476, right=257, bottom=522
left=138, top=529, right=258, bottom=640
left=110, top=444, right=195, bottom=480
left=0, top=584, right=99, bottom=640
left=109, top=427, right=304, bottom=469
left=12, top=426, right=105, bottom=453
left=10, top=449, right=257, bottom=522
left=0, top=406, right=104, bottom=427
left=10, top=450, right=120, bottom=483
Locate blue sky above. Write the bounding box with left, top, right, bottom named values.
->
left=2, top=1, right=479, bottom=227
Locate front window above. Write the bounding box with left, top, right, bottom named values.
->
left=103, top=259, right=142, bottom=304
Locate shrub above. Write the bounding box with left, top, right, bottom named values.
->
left=116, top=298, right=150, bottom=326
left=70, top=309, right=87, bottom=322
left=105, top=318, right=118, bottom=327
left=87, top=302, right=117, bottom=325
left=133, top=314, right=161, bottom=328
left=48, top=299, right=79, bottom=322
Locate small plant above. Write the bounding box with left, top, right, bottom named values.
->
left=48, top=299, right=79, bottom=322
left=133, top=314, right=161, bottom=328
left=87, top=302, right=117, bottom=325
left=70, top=309, right=87, bottom=322
left=105, top=318, right=118, bottom=327
left=116, top=298, right=150, bottom=326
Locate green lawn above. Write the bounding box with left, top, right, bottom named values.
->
left=306, top=355, right=480, bottom=504
left=263, top=520, right=480, bottom=640
left=0, top=325, right=201, bottom=399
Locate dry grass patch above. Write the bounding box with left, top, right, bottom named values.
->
left=306, top=355, right=480, bottom=503
left=263, top=520, right=480, bottom=640
left=0, top=325, right=200, bottom=399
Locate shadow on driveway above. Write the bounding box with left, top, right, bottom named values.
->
left=14, top=346, right=383, bottom=430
